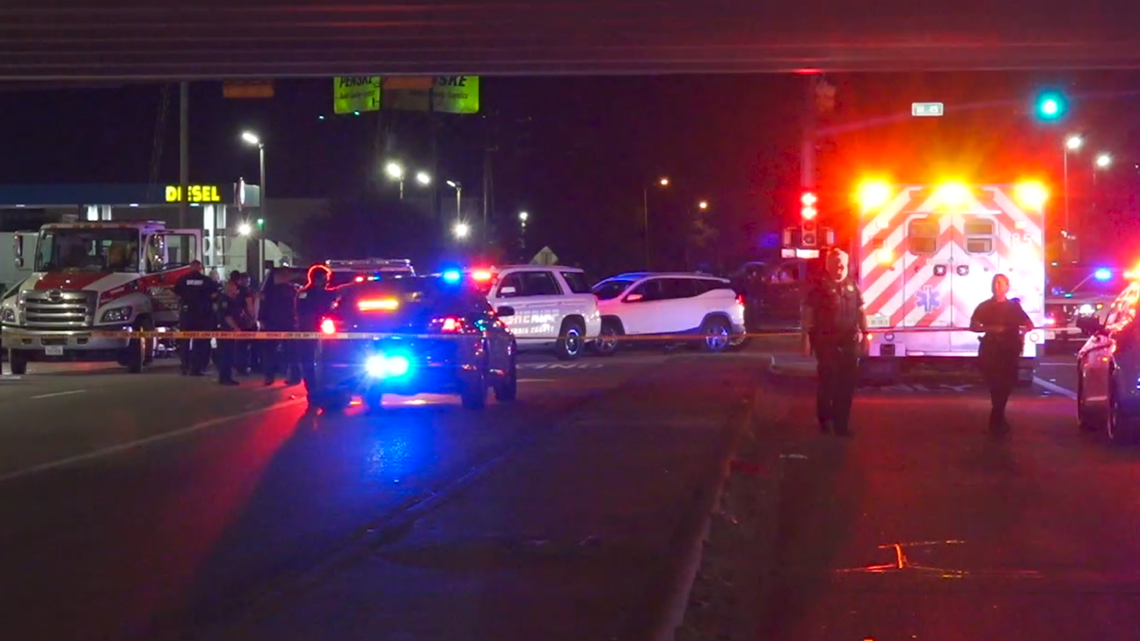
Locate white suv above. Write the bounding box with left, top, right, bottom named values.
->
left=476, top=265, right=601, bottom=360
left=591, top=272, right=745, bottom=355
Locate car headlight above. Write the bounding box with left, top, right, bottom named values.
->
left=1078, top=303, right=1095, bottom=316
left=100, top=306, right=133, bottom=323
left=0, top=307, right=14, bottom=323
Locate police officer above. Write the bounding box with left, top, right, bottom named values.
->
left=174, top=260, right=218, bottom=376
left=296, top=265, right=339, bottom=385
left=214, top=279, right=244, bottom=386
left=260, top=266, right=302, bottom=385
left=801, top=248, right=869, bottom=437
left=970, top=274, right=1033, bottom=433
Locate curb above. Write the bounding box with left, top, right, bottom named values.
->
left=649, top=380, right=760, bottom=641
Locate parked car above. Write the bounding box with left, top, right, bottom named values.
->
left=590, top=272, right=746, bottom=355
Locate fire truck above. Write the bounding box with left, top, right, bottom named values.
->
left=1, top=220, right=201, bottom=375
left=852, top=180, right=1048, bottom=383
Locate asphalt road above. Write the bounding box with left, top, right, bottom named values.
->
left=758, top=346, right=1140, bottom=640
left=0, top=346, right=769, bottom=641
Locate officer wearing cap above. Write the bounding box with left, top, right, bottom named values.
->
left=174, top=260, right=218, bottom=376
left=801, top=248, right=869, bottom=436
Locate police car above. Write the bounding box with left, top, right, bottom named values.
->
left=305, top=273, right=518, bottom=411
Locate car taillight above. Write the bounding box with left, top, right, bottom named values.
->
left=1044, top=317, right=1056, bottom=326
left=735, top=293, right=746, bottom=307
left=320, top=317, right=340, bottom=335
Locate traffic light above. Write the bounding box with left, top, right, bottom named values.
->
left=256, top=218, right=265, bottom=230
left=1035, top=90, right=1068, bottom=121
left=800, top=191, right=818, bottom=247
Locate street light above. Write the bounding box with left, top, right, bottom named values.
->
left=241, top=131, right=267, bottom=280
left=445, top=180, right=462, bottom=223
left=453, top=222, right=471, bottom=240
left=698, top=200, right=709, bottom=210
left=1096, top=153, right=1112, bottom=169
left=518, top=211, right=529, bottom=223
left=644, top=176, right=670, bottom=268
left=415, top=171, right=431, bottom=185
left=237, top=222, right=252, bottom=236
left=1062, top=134, right=1083, bottom=239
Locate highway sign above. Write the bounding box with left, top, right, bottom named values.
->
left=912, top=102, right=944, bottom=117
left=383, top=76, right=480, bottom=114
left=333, top=76, right=381, bottom=114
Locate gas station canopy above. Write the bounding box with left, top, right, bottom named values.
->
left=0, top=183, right=260, bottom=209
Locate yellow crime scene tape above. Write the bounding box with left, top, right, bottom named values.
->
left=0, top=326, right=997, bottom=342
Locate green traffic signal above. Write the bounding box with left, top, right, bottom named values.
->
left=1035, top=90, right=1068, bottom=121
left=256, top=218, right=265, bottom=228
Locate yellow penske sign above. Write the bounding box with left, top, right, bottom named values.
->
left=332, top=76, right=479, bottom=115
left=333, top=76, right=382, bottom=114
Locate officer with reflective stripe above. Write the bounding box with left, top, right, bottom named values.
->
left=801, top=248, right=869, bottom=436
left=173, top=260, right=218, bottom=376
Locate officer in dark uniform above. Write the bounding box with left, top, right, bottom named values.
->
left=260, top=266, right=302, bottom=385
left=970, top=273, right=1033, bottom=434
left=173, top=260, right=218, bottom=376
left=801, top=248, right=869, bottom=437
left=296, top=264, right=340, bottom=385
left=214, top=279, right=244, bottom=386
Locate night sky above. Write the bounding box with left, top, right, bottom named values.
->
left=2, top=71, right=1140, bottom=270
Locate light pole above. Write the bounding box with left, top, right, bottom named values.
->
left=643, top=176, right=669, bottom=269
left=446, top=181, right=462, bottom=222
left=242, top=131, right=266, bottom=279
left=1063, top=134, right=1083, bottom=239
left=386, top=162, right=406, bottom=199
left=385, top=162, right=431, bottom=200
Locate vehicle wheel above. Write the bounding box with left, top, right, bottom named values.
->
left=593, top=320, right=622, bottom=357
left=462, top=366, right=488, bottom=410
left=1077, top=365, right=1098, bottom=432
left=700, top=317, right=732, bottom=353
left=124, top=317, right=155, bottom=374
left=554, top=320, right=586, bottom=361
left=1107, top=376, right=1139, bottom=444
left=7, top=350, right=28, bottom=375
left=495, top=353, right=518, bottom=402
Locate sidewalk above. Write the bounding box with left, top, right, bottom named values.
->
left=189, top=355, right=768, bottom=641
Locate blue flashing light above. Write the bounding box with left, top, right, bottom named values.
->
left=1094, top=268, right=1113, bottom=281
left=442, top=269, right=462, bottom=283
left=365, top=353, right=412, bottom=379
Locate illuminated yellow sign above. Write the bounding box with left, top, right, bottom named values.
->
left=165, top=185, right=222, bottom=203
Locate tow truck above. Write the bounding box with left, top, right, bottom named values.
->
left=1, top=220, right=201, bottom=374
left=853, top=180, right=1048, bottom=383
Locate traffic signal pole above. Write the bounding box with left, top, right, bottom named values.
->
left=801, top=76, right=817, bottom=191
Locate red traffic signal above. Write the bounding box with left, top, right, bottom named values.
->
left=800, top=191, right=818, bottom=221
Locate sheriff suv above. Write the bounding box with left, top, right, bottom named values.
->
left=469, top=265, right=601, bottom=360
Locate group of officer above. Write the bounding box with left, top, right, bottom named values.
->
left=802, top=247, right=1031, bottom=438
left=173, top=261, right=339, bottom=386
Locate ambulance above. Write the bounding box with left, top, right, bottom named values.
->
left=852, top=180, right=1048, bottom=383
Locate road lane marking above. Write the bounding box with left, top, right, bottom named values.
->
left=0, top=398, right=306, bottom=484
left=1034, top=376, right=1077, bottom=399
left=30, top=390, right=87, bottom=400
